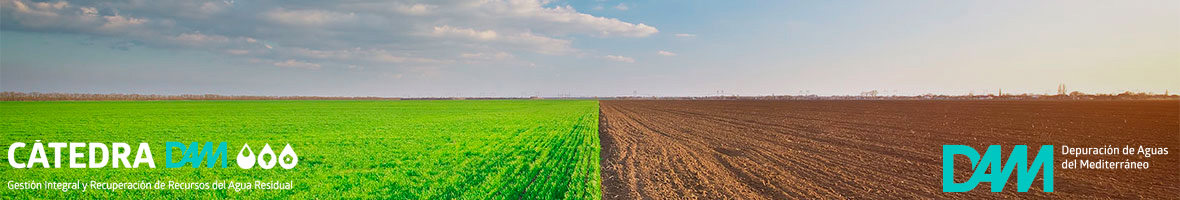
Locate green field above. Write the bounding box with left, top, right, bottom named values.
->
left=0, top=100, right=601, bottom=199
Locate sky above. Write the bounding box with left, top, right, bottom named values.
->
left=1, top=0, right=1177, bottom=97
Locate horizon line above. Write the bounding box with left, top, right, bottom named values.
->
left=1, top=91, right=1176, bottom=101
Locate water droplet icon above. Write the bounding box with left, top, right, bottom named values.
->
left=279, top=143, right=299, bottom=169
left=258, top=144, right=277, bottom=169
left=236, top=143, right=256, bottom=169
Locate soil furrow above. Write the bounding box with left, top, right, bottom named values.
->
left=599, top=100, right=1178, bottom=199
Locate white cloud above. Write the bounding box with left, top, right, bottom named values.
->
left=0, top=0, right=660, bottom=70
left=1, top=0, right=247, bottom=50
left=394, top=3, right=435, bottom=15
left=432, top=25, right=499, bottom=41
left=505, top=32, right=574, bottom=55
left=369, top=50, right=449, bottom=64
left=604, top=55, right=635, bottom=63
left=195, top=2, right=228, bottom=18
left=263, top=8, right=356, bottom=26
left=3, top=0, right=79, bottom=28
left=614, top=3, right=629, bottom=11
left=370, top=53, right=412, bottom=63
left=657, top=50, right=677, bottom=56
left=332, top=0, right=659, bottom=37
left=169, top=33, right=230, bottom=46
left=273, top=59, right=322, bottom=70
left=225, top=49, right=250, bottom=55
left=429, top=25, right=573, bottom=55
left=674, top=33, right=696, bottom=38
left=6, top=0, right=67, bottom=17
left=466, top=1, right=657, bottom=37
left=461, top=52, right=515, bottom=60
left=99, top=15, right=149, bottom=30
left=79, top=7, right=97, bottom=16
left=290, top=48, right=450, bottom=64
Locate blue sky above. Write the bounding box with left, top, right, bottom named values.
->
left=2, top=0, right=1177, bottom=97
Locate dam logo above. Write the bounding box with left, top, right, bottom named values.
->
left=942, top=145, right=1053, bottom=192
left=166, top=142, right=299, bottom=169
left=7, top=141, right=298, bottom=169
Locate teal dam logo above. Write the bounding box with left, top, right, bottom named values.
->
left=942, top=145, right=1053, bottom=192
left=165, top=142, right=299, bottom=169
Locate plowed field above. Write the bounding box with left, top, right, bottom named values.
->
left=599, top=100, right=1178, bottom=199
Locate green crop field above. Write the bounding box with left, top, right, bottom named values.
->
left=0, top=100, right=601, bottom=199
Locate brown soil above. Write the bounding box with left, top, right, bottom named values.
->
left=599, top=100, right=1179, bottom=199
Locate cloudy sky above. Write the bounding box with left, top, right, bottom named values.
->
left=2, top=0, right=1176, bottom=97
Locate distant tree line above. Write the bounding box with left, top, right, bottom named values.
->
left=0, top=92, right=401, bottom=101
left=2, top=91, right=1175, bottom=101
left=613, top=90, right=1180, bottom=100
